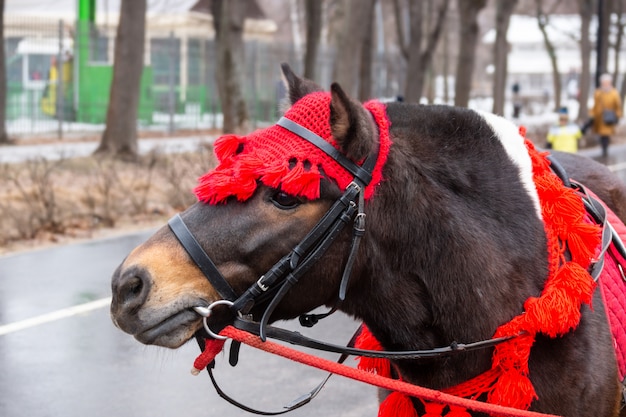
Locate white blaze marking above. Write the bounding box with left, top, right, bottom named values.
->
left=476, top=110, right=542, bottom=219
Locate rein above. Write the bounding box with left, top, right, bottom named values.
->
left=195, top=325, right=560, bottom=417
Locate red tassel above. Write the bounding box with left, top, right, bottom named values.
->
left=378, top=392, right=418, bottom=417
left=195, top=170, right=235, bottom=204
left=355, top=325, right=392, bottom=378
left=260, top=163, right=289, bottom=189
left=281, top=161, right=322, bottom=200
left=422, top=401, right=446, bottom=417
left=191, top=338, right=225, bottom=375
left=488, top=369, right=537, bottom=410
left=567, top=223, right=602, bottom=266
left=446, top=405, right=472, bottom=417
left=213, top=134, right=243, bottom=162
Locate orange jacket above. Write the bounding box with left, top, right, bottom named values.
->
left=591, top=87, right=622, bottom=135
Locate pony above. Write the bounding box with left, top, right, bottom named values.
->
left=111, top=64, right=626, bottom=417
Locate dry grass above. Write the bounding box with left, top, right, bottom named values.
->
left=0, top=144, right=217, bottom=255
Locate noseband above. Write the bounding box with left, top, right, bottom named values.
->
left=168, top=115, right=380, bottom=341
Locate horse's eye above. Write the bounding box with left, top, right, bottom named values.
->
left=271, top=191, right=301, bottom=209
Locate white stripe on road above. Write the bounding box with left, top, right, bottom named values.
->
left=0, top=297, right=112, bottom=336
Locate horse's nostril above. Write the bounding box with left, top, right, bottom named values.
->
left=113, top=266, right=152, bottom=310
left=126, top=276, right=143, bottom=299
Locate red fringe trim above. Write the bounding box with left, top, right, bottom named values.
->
left=194, top=97, right=392, bottom=205
left=355, top=325, right=392, bottom=378
left=379, top=392, right=419, bottom=417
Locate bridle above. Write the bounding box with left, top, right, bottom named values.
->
left=165, top=113, right=383, bottom=414
left=168, top=114, right=380, bottom=341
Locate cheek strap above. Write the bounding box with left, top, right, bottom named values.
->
left=168, top=214, right=239, bottom=301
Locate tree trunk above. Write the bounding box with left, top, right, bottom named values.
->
left=535, top=0, right=561, bottom=112
left=492, top=0, right=518, bottom=116
left=333, top=0, right=376, bottom=97
left=212, top=0, right=249, bottom=134
left=578, top=0, right=593, bottom=122
left=403, top=1, right=423, bottom=103
left=392, top=0, right=410, bottom=60
left=303, top=0, right=322, bottom=81
left=598, top=0, right=611, bottom=83
left=399, top=0, right=449, bottom=103
left=443, top=17, right=450, bottom=103
left=0, top=0, right=9, bottom=144
left=612, top=0, right=624, bottom=86
left=454, top=0, right=487, bottom=107
left=416, top=0, right=450, bottom=103
left=94, top=0, right=146, bottom=161
left=358, top=0, right=377, bottom=101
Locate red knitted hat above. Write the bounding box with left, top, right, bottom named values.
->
left=195, top=92, right=392, bottom=204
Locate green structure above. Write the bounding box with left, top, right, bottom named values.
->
left=75, top=0, right=153, bottom=124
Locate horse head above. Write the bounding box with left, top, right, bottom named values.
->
left=110, top=64, right=386, bottom=349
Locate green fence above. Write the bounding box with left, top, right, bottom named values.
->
left=4, top=18, right=400, bottom=139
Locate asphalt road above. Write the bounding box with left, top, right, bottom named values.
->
left=0, top=231, right=378, bottom=417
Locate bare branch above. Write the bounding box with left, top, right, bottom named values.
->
left=392, top=0, right=409, bottom=60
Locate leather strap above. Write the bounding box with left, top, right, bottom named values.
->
left=168, top=214, right=238, bottom=301
left=195, top=330, right=359, bottom=416
left=546, top=154, right=571, bottom=188
left=233, top=318, right=519, bottom=360
left=277, top=117, right=373, bottom=187
left=572, top=180, right=626, bottom=280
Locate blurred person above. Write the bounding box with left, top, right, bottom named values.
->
left=591, top=73, right=622, bottom=157
left=546, top=108, right=581, bottom=153
left=512, top=82, right=522, bottom=118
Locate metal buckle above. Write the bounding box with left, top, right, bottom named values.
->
left=347, top=181, right=362, bottom=193
left=354, top=213, right=366, bottom=232
left=256, top=276, right=269, bottom=292
left=193, top=300, right=235, bottom=340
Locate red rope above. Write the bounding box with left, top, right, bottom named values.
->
left=206, top=326, right=561, bottom=417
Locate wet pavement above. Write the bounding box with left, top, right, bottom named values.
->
left=578, top=142, right=626, bottom=182
left=0, top=231, right=377, bottom=417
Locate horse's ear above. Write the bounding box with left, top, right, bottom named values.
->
left=330, top=82, right=376, bottom=161
left=280, top=63, right=324, bottom=109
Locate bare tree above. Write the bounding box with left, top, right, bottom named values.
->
left=394, top=0, right=449, bottom=103
left=333, top=0, right=377, bottom=97
left=492, top=0, right=518, bottom=116
left=612, top=0, right=624, bottom=86
left=611, top=0, right=626, bottom=98
left=578, top=0, right=593, bottom=121
left=212, top=0, right=249, bottom=133
left=597, top=0, right=611, bottom=84
left=358, top=0, right=378, bottom=101
left=454, top=0, right=487, bottom=107
left=535, top=0, right=562, bottom=111
left=303, top=0, right=323, bottom=81
left=0, top=0, right=9, bottom=144
left=94, top=0, right=147, bottom=161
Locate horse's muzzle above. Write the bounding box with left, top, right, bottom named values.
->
left=110, top=264, right=152, bottom=332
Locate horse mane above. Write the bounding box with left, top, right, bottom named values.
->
left=343, top=103, right=551, bottom=389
